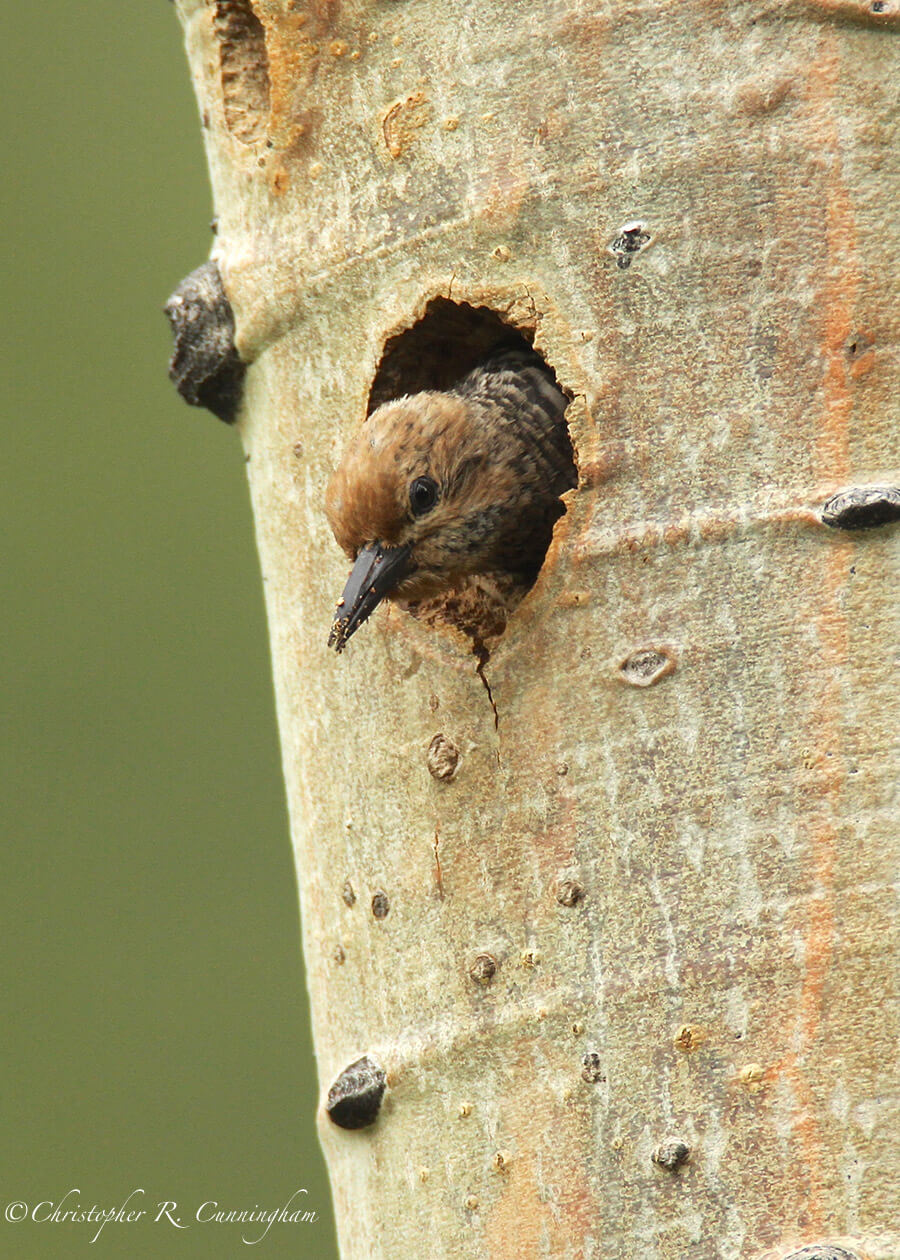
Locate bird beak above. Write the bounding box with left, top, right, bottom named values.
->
left=328, top=543, right=414, bottom=652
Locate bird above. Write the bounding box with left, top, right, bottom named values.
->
left=325, top=345, right=577, bottom=652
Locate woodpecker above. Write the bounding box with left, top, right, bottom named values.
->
left=325, top=346, right=577, bottom=651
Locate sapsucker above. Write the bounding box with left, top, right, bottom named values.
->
left=325, top=347, right=577, bottom=651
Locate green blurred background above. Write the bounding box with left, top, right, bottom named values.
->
left=1, top=5, right=337, bottom=1257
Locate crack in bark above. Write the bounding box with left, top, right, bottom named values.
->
left=432, top=827, right=444, bottom=901
left=474, top=643, right=501, bottom=767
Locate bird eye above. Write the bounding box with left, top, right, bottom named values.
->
left=409, top=475, right=439, bottom=517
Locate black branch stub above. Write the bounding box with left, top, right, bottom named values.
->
left=325, top=1056, right=387, bottom=1130
left=164, top=261, right=245, bottom=424
left=820, top=485, right=900, bottom=530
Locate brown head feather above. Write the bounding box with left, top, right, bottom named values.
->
left=325, top=359, right=574, bottom=611
left=326, top=392, right=499, bottom=600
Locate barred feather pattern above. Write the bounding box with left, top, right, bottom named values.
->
left=450, top=349, right=576, bottom=499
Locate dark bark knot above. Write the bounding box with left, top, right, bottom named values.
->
left=426, top=733, right=461, bottom=781
left=469, top=954, right=497, bottom=985
left=556, top=879, right=585, bottom=907
left=325, top=1056, right=386, bottom=1130
left=164, top=261, right=245, bottom=424
left=652, top=1140, right=690, bottom=1171
left=620, top=648, right=675, bottom=687
left=821, top=486, right=900, bottom=531
left=581, top=1052, right=605, bottom=1083
left=608, top=220, right=651, bottom=269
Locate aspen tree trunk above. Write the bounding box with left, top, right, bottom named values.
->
left=172, top=2, right=899, bottom=1257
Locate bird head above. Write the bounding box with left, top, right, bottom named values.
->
left=325, top=392, right=502, bottom=650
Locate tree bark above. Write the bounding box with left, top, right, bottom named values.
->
left=172, top=2, right=899, bottom=1257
